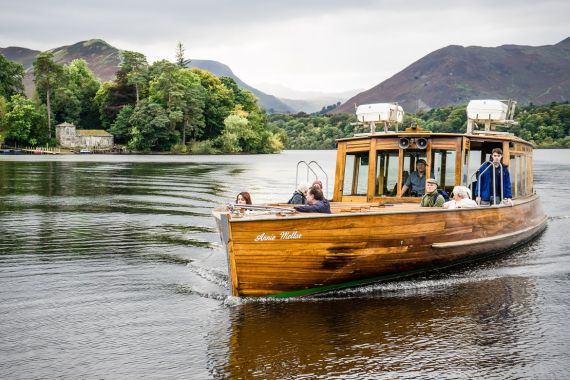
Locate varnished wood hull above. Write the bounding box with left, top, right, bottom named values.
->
left=214, top=195, right=546, bottom=297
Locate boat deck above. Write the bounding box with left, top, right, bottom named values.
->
left=225, top=196, right=534, bottom=222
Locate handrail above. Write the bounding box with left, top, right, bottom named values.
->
left=295, top=160, right=318, bottom=189
left=308, top=160, right=329, bottom=198
left=473, top=161, right=504, bottom=206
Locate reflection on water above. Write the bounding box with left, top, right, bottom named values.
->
left=0, top=151, right=569, bottom=379
left=224, top=276, right=539, bottom=379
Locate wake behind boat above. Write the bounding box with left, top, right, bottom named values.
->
left=213, top=99, right=547, bottom=297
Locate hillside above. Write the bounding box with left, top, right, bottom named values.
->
left=0, top=39, right=122, bottom=98
left=333, top=37, right=570, bottom=114
left=185, top=59, right=292, bottom=113
left=0, top=40, right=291, bottom=112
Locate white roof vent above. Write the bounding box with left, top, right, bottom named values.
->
left=467, top=100, right=508, bottom=121
left=355, top=103, right=404, bottom=133
left=356, top=103, right=404, bottom=123
left=466, top=99, right=517, bottom=134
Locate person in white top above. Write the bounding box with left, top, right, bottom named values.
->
left=443, top=186, right=478, bottom=209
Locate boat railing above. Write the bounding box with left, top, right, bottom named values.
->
left=308, top=161, right=329, bottom=198
left=295, top=160, right=329, bottom=198
left=471, top=162, right=504, bottom=206
left=227, top=203, right=297, bottom=216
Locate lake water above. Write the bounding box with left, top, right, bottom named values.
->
left=1, top=150, right=569, bottom=379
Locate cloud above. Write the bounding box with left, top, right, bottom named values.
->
left=1, top=0, right=568, bottom=92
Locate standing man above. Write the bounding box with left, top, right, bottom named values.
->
left=420, top=178, right=445, bottom=207
left=401, top=159, right=427, bottom=196
left=475, top=148, right=512, bottom=206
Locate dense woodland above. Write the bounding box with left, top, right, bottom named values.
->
left=0, top=46, right=283, bottom=153
left=1, top=49, right=569, bottom=152
left=270, top=102, right=570, bottom=149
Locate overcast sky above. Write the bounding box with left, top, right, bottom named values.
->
left=1, top=0, right=568, bottom=93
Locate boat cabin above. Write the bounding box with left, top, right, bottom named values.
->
left=333, top=102, right=534, bottom=204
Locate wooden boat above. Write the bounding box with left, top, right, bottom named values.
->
left=213, top=100, right=547, bottom=297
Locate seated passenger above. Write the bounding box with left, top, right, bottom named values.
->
left=294, top=187, right=331, bottom=214
left=401, top=159, right=427, bottom=196
left=420, top=178, right=445, bottom=207
left=287, top=183, right=308, bottom=205
left=311, top=179, right=323, bottom=190
left=443, top=186, right=478, bottom=209
left=236, top=192, right=252, bottom=205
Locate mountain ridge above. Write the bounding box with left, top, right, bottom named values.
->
left=184, top=59, right=292, bottom=113
left=0, top=39, right=293, bottom=112
left=332, top=38, right=570, bottom=114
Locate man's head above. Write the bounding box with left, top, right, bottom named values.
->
left=306, top=186, right=324, bottom=204
left=426, top=178, right=438, bottom=193
left=416, top=159, right=426, bottom=173
left=491, top=148, right=503, bottom=164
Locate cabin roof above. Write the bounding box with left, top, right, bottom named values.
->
left=77, top=129, right=113, bottom=137
left=336, top=131, right=531, bottom=145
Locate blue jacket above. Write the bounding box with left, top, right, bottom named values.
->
left=294, top=199, right=331, bottom=214
left=474, top=161, right=512, bottom=201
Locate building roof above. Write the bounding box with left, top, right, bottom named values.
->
left=77, top=129, right=113, bottom=137
left=56, top=122, right=75, bottom=127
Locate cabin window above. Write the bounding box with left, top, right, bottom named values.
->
left=401, top=150, right=428, bottom=197
left=343, top=152, right=369, bottom=196
left=465, top=150, right=483, bottom=188
left=509, top=154, right=528, bottom=198
left=375, top=150, right=399, bottom=196
left=431, top=150, right=457, bottom=192
left=518, top=156, right=525, bottom=196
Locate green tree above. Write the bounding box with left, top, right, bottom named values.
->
left=127, top=100, right=176, bottom=151
left=33, top=52, right=63, bottom=138
left=219, top=113, right=250, bottom=153
left=65, top=59, right=101, bottom=127
left=175, top=42, right=186, bottom=67
left=0, top=95, right=8, bottom=145
left=4, top=95, right=47, bottom=146
left=120, top=51, right=148, bottom=105
left=108, top=104, right=134, bottom=144
left=191, top=68, right=234, bottom=139
left=172, top=69, right=205, bottom=144
left=0, top=55, right=25, bottom=98
left=44, top=59, right=101, bottom=128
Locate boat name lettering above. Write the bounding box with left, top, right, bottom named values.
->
left=280, top=231, right=303, bottom=240
left=254, top=231, right=303, bottom=242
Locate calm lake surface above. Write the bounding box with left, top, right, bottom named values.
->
left=1, top=150, right=569, bottom=379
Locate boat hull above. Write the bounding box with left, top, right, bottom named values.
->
left=215, top=195, right=546, bottom=297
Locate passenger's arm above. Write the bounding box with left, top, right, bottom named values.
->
left=294, top=204, right=319, bottom=213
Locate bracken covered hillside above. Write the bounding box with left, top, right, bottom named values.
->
left=333, top=38, right=570, bottom=114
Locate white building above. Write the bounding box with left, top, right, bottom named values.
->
left=56, top=122, right=114, bottom=149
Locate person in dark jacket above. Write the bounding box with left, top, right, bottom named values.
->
left=287, top=183, right=308, bottom=205
left=294, top=187, right=331, bottom=214
left=474, top=148, right=512, bottom=206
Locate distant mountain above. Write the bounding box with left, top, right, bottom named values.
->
left=184, top=59, right=293, bottom=113
left=0, top=40, right=292, bottom=112
left=333, top=37, right=570, bottom=114
left=254, top=83, right=363, bottom=113
left=0, top=39, right=122, bottom=98
left=0, top=46, right=40, bottom=69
